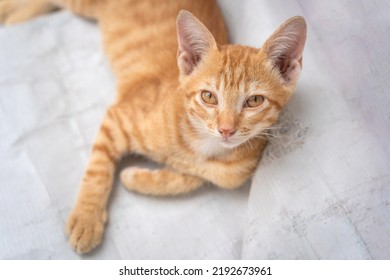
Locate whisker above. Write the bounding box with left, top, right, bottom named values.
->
left=253, top=135, right=276, bottom=145
left=264, top=126, right=283, bottom=132
left=258, top=132, right=281, bottom=139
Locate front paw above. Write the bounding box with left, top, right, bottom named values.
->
left=120, top=166, right=142, bottom=191
left=66, top=205, right=107, bottom=254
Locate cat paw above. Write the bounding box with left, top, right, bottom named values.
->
left=120, top=166, right=142, bottom=191
left=121, top=166, right=204, bottom=196
left=66, top=205, right=107, bottom=254
left=0, top=1, right=10, bottom=22
left=1, top=0, right=23, bottom=24
left=0, top=0, right=54, bottom=25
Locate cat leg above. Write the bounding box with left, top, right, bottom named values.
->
left=120, top=154, right=257, bottom=195
left=0, top=0, right=56, bottom=25
left=67, top=106, right=130, bottom=254
left=201, top=164, right=250, bottom=190
left=120, top=167, right=204, bottom=196
left=52, top=0, right=105, bottom=19
left=170, top=157, right=260, bottom=191
left=0, top=0, right=104, bottom=25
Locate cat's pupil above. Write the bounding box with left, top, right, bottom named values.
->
left=246, top=95, right=264, bottom=108
left=201, top=91, right=217, bottom=105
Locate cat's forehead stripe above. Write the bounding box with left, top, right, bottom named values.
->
left=220, top=49, right=253, bottom=92
left=209, top=50, right=275, bottom=104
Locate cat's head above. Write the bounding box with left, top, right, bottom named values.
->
left=176, top=10, right=306, bottom=156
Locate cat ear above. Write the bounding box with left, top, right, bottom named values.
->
left=176, top=10, right=217, bottom=76
left=262, top=16, right=307, bottom=83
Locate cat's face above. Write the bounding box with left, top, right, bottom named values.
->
left=182, top=45, right=291, bottom=152
left=176, top=11, right=306, bottom=155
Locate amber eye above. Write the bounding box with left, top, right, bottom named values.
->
left=201, top=91, right=218, bottom=105
left=245, top=95, right=265, bottom=108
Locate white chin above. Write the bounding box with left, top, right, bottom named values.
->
left=194, top=136, right=239, bottom=157
left=220, top=140, right=242, bottom=149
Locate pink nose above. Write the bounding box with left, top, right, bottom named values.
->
left=218, top=128, right=236, bottom=139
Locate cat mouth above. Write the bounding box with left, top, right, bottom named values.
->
left=220, top=135, right=250, bottom=149
left=220, top=138, right=240, bottom=148
left=222, top=137, right=230, bottom=142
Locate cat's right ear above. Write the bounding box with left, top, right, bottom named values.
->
left=176, top=10, right=217, bottom=76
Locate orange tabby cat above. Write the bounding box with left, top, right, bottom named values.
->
left=0, top=0, right=307, bottom=254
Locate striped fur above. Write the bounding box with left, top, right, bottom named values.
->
left=1, top=0, right=306, bottom=253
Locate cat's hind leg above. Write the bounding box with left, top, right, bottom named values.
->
left=53, top=0, right=105, bottom=19
left=0, top=0, right=56, bottom=25
left=0, top=0, right=104, bottom=25
left=121, top=167, right=204, bottom=196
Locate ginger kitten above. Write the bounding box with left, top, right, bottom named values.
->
left=0, top=0, right=307, bottom=254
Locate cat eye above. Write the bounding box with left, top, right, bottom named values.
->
left=200, top=91, right=218, bottom=105
left=245, top=95, right=265, bottom=108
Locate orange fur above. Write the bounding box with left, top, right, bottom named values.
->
left=0, top=0, right=306, bottom=254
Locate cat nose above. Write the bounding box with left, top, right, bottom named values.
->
left=218, top=127, right=237, bottom=139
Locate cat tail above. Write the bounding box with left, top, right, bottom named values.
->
left=0, top=0, right=105, bottom=25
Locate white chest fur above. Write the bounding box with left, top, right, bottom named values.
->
left=191, top=137, right=228, bottom=158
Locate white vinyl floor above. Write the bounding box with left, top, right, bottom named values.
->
left=0, top=0, right=389, bottom=259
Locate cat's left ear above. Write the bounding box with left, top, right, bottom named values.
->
left=262, top=16, right=307, bottom=84
left=176, top=10, right=217, bottom=76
